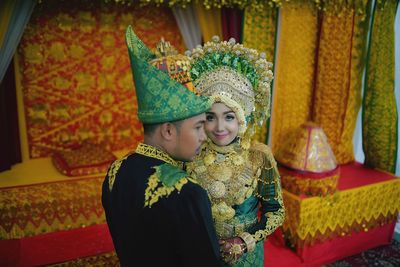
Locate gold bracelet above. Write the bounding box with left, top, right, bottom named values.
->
left=239, top=232, right=256, bottom=253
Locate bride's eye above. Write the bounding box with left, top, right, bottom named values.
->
left=206, top=114, right=215, bottom=121
left=225, top=114, right=236, bottom=121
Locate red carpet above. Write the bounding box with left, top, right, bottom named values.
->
left=0, top=224, right=114, bottom=267
left=264, top=221, right=395, bottom=267
left=265, top=238, right=304, bottom=267
left=325, top=239, right=400, bottom=267
left=1, top=222, right=395, bottom=267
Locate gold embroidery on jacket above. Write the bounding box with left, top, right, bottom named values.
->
left=135, top=143, right=178, bottom=166
left=144, top=171, right=189, bottom=207
left=108, top=156, right=128, bottom=191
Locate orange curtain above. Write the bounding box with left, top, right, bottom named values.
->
left=312, top=4, right=369, bottom=164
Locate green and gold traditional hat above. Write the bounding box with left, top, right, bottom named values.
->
left=125, top=25, right=211, bottom=124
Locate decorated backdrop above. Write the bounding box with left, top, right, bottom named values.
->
left=17, top=1, right=185, bottom=159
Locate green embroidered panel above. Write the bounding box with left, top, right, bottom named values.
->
left=144, top=163, right=190, bottom=207
left=155, top=164, right=187, bottom=187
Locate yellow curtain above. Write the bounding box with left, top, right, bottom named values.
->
left=312, top=4, right=369, bottom=164
left=271, top=1, right=318, bottom=153
left=242, top=4, right=278, bottom=144
left=194, top=3, right=223, bottom=42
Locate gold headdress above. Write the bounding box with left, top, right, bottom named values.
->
left=187, top=36, right=273, bottom=140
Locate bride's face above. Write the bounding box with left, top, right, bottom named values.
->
left=205, top=102, right=239, bottom=146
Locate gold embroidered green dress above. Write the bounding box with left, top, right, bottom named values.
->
left=186, top=36, right=285, bottom=266
left=188, top=140, right=284, bottom=267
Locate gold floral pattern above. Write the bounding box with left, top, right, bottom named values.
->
left=282, top=176, right=400, bottom=247
left=280, top=167, right=340, bottom=197
left=135, top=143, right=178, bottom=167
left=313, top=7, right=367, bottom=164
left=144, top=170, right=189, bottom=207
left=275, top=122, right=338, bottom=173
left=18, top=3, right=185, bottom=158
left=107, top=155, right=129, bottom=192
left=0, top=177, right=105, bottom=239
left=189, top=141, right=285, bottom=243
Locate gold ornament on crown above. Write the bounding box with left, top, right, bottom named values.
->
left=187, top=35, right=273, bottom=142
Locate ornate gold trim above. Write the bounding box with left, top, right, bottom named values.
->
left=144, top=167, right=189, bottom=207
left=239, top=231, right=256, bottom=253
left=135, top=143, right=178, bottom=166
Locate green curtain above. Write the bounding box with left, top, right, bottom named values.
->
left=362, top=0, right=399, bottom=173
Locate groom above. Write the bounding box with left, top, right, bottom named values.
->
left=102, top=26, right=222, bottom=267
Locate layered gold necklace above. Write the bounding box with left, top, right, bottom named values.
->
left=189, top=141, right=258, bottom=222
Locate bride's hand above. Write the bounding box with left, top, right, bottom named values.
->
left=219, top=237, right=246, bottom=264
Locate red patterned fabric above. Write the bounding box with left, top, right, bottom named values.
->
left=18, top=2, right=185, bottom=158
left=0, top=176, right=105, bottom=239
left=51, top=143, right=116, bottom=176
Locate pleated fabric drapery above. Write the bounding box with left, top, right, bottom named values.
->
left=0, top=0, right=34, bottom=170
left=221, top=8, right=243, bottom=42
left=194, top=3, right=223, bottom=42
left=242, top=4, right=278, bottom=144
left=0, top=0, right=36, bottom=82
left=0, top=1, right=14, bottom=47
left=312, top=1, right=370, bottom=164
left=270, top=1, right=319, bottom=153
left=172, top=4, right=202, bottom=50
left=363, top=0, right=399, bottom=173
left=3, top=0, right=398, bottom=172
left=270, top=0, right=373, bottom=165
